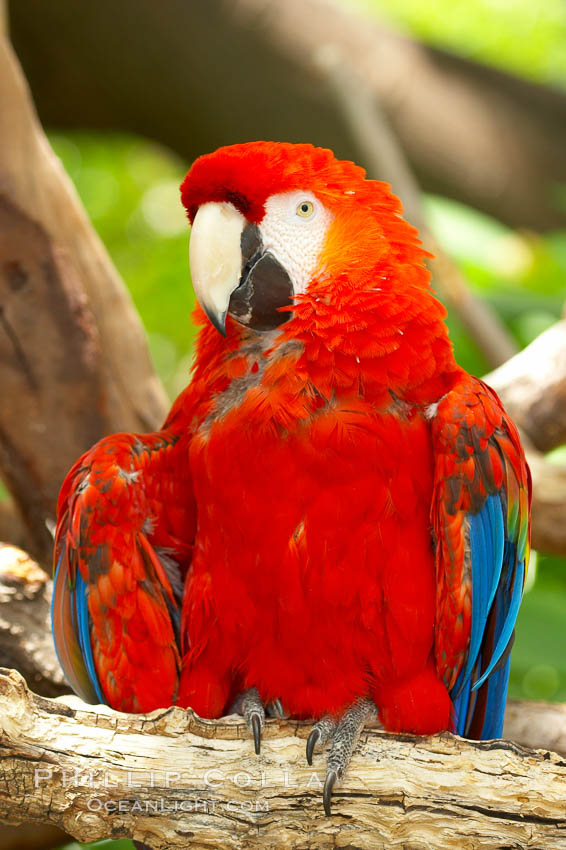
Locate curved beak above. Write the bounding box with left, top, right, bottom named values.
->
left=189, top=201, right=294, bottom=336
left=189, top=202, right=246, bottom=335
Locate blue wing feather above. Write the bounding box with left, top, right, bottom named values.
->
left=51, top=549, right=105, bottom=705
left=451, top=488, right=527, bottom=735
left=74, top=570, right=106, bottom=703
left=481, top=654, right=511, bottom=738
left=432, top=378, right=531, bottom=741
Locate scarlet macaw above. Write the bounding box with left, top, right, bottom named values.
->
left=52, top=142, right=530, bottom=814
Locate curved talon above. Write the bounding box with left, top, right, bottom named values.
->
left=266, top=698, right=284, bottom=718
left=305, top=714, right=336, bottom=766
left=251, top=712, right=262, bottom=754
left=306, top=727, right=320, bottom=766
left=240, top=687, right=266, bottom=754
left=323, top=770, right=337, bottom=816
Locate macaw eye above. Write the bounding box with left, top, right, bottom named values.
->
left=296, top=200, right=315, bottom=218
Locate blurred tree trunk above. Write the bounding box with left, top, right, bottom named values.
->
left=9, top=0, right=566, bottom=232
left=0, top=26, right=168, bottom=563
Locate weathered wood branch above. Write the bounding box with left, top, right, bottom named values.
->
left=1, top=669, right=566, bottom=849
left=484, top=320, right=566, bottom=555
left=520, top=449, right=566, bottom=556
left=0, top=543, right=68, bottom=698
left=9, top=0, right=566, bottom=232
left=0, top=29, right=168, bottom=563
left=486, top=321, right=566, bottom=454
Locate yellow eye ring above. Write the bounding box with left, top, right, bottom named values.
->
left=296, top=200, right=315, bottom=218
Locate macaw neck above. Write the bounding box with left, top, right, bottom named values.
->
left=280, top=282, right=461, bottom=407
left=190, top=281, right=461, bottom=421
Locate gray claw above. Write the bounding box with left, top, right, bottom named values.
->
left=266, top=698, right=285, bottom=718
left=306, top=727, right=320, bottom=766
left=323, top=770, right=337, bottom=816
left=241, top=687, right=265, bottom=754
left=321, top=698, right=378, bottom=816
left=272, top=698, right=284, bottom=717
left=305, top=713, right=337, bottom=765
left=250, top=712, right=262, bottom=754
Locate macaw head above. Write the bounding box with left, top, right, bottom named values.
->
left=180, top=141, right=431, bottom=337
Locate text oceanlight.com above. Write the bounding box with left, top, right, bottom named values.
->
left=85, top=798, right=270, bottom=813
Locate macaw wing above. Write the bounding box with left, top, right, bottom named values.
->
left=430, top=377, right=531, bottom=739
left=52, top=431, right=194, bottom=712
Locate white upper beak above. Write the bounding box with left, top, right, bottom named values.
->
left=189, top=201, right=246, bottom=334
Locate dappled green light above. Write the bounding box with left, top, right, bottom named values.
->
left=425, top=196, right=522, bottom=278
left=344, top=0, right=566, bottom=86
left=546, top=445, right=566, bottom=466
left=49, top=131, right=195, bottom=401
left=141, top=179, right=189, bottom=237
left=522, top=664, right=560, bottom=700
left=513, top=311, right=558, bottom=347
left=511, top=559, right=566, bottom=702
left=75, top=167, right=120, bottom=221
left=50, top=134, right=82, bottom=179
left=425, top=194, right=566, bottom=353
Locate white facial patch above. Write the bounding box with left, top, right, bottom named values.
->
left=259, top=191, right=334, bottom=294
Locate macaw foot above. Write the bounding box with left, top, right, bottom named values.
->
left=230, top=687, right=284, bottom=754
left=306, top=697, right=378, bottom=816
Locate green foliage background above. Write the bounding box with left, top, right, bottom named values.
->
left=41, top=2, right=566, bottom=847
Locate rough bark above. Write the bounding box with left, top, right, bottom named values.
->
left=485, top=320, right=566, bottom=555
left=9, top=0, right=566, bottom=232
left=484, top=321, right=566, bottom=555
left=485, top=322, right=566, bottom=454
left=0, top=30, right=168, bottom=563
left=0, top=544, right=68, bottom=699
left=1, top=669, right=566, bottom=850
left=521, top=450, right=566, bottom=557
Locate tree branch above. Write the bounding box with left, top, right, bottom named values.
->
left=485, top=321, right=566, bottom=454
left=521, top=449, right=566, bottom=556
left=0, top=669, right=565, bottom=849
left=482, top=320, right=566, bottom=554
left=0, top=544, right=68, bottom=698
left=0, top=29, right=168, bottom=563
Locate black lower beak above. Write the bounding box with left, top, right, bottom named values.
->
left=228, top=224, right=294, bottom=332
